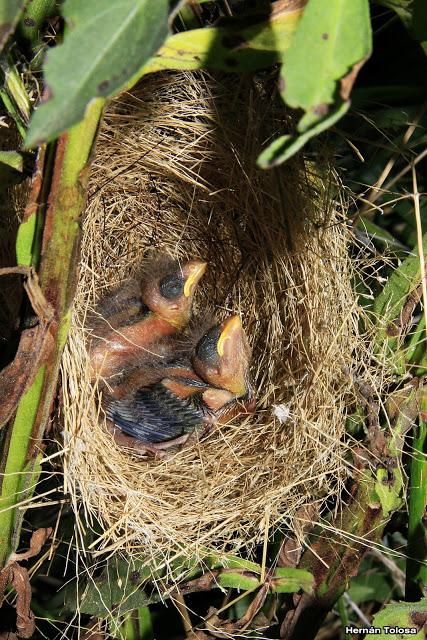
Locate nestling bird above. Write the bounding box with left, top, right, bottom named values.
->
left=104, top=315, right=255, bottom=450
left=88, top=256, right=207, bottom=382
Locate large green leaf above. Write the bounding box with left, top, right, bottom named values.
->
left=76, top=556, right=154, bottom=617
left=25, top=0, right=174, bottom=147
left=257, top=100, right=349, bottom=168
left=0, top=0, right=27, bottom=52
left=281, top=0, right=371, bottom=127
left=372, top=598, right=427, bottom=639
left=373, top=233, right=427, bottom=371
left=138, top=2, right=303, bottom=78
left=258, top=0, right=372, bottom=167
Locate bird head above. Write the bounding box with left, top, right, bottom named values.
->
left=192, top=315, right=252, bottom=397
left=141, top=257, right=207, bottom=328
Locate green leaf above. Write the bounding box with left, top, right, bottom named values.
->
left=374, top=466, right=404, bottom=517
left=178, top=551, right=263, bottom=579
left=25, top=0, right=173, bottom=147
left=0, top=54, right=31, bottom=136
left=348, top=555, right=399, bottom=604
left=204, top=554, right=262, bottom=575
left=138, top=3, right=303, bottom=78
left=75, top=556, right=155, bottom=616
left=0, top=150, right=26, bottom=189
left=348, top=573, right=394, bottom=605
left=16, top=213, right=37, bottom=265
left=357, top=219, right=409, bottom=254
left=377, top=0, right=427, bottom=52
left=258, top=0, right=372, bottom=167
left=257, top=100, right=349, bottom=168
left=280, top=0, right=372, bottom=129
left=373, top=234, right=427, bottom=371
left=218, top=572, right=260, bottom=591
left=347, top=583, right=375, bottom=605
left=272, top=567, right=314, bottom=594
left=372, top=598, right=427, bottom=639
left=0, top=150, right=34, bottom=191
left=0, top=149, right=23, bottom=171
left=0, top=0, right=27, bottom=52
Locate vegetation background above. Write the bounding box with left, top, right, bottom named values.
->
left=0, top=0, right=426, bottom=638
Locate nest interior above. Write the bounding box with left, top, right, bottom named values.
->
left=62, top=71, right=361, bottom=566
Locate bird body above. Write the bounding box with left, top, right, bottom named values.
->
left=104, top=315, right=255, bottom=449
left=88, top=256, right=206, bottom=381
left=90, top=313, right=181, bottom=382
left=106, top=382, right=206, bottom=443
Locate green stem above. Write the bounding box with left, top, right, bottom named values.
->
left=17, top=0, right=57, bottom=46
left=137, top=607, right=154, bottom=640
left=406, top=315, right=426, bottom=364
left=0, top=99, right=103, bottom=569
left=337, top=596, right=351, bottom=640
left=405, top=389, right=427, bottom=600
left=0, top=368, right=45, bottom=565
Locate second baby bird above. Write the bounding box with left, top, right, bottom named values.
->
left=89, top=255, right=206, bottom=382
left=104, top=314, right=255, bottom=447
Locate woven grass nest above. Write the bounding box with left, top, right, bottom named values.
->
left=61, top=70, right=365, bottom=566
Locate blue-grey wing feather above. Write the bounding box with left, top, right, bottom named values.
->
left=105, top=384, right=204, bottom=443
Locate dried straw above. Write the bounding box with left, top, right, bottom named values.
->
left=61, top=71, right=364, bottom=568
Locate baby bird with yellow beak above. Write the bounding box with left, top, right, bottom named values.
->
left=88, top=256, right=207, bottom=382
left=104, top=315, right=255, bottom=450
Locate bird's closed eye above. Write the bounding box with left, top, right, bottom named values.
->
left=159, top=274, right=185, bottom=300
left=195, top=326, right=222, bottom=364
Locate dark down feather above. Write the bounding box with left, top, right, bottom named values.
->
left=105, top=383, right=204, bottom=443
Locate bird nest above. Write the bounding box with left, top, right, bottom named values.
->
left=61, top=71, right=364, bottom=566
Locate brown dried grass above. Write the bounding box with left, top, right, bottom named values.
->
left=61, top=71, right=365, bottom=567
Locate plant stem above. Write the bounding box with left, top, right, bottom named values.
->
left=405, top=388, right=427, bottom=600
left=137, top=607, right=154, bottom=640
left=17, top=0, right=57, bottom=45
left=337, top=596, right=351, bottom=640
left=0, top=99, right=103, bottom=569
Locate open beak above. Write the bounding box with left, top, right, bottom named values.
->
left=217, top=315, right=243, bottom=357
left=183, top=260, right=207, bottom=298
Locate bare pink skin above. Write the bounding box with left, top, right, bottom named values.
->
left=90, top=315, right=177, bottom=380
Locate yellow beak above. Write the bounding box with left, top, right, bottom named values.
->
left=217, top=315, right=242, bottom=357
left=183, top=261, right=207, bottom=298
